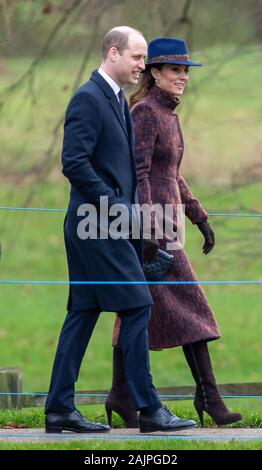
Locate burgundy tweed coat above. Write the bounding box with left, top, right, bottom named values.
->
left=113, top=85, right=220, bottom=349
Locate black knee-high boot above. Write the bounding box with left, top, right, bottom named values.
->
left=183, top=341, right=242, bottom=426
left=105, top=347, right=138, bottom=428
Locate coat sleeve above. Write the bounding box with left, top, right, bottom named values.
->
left=62, top=90, right=119, bottom=208
left=177, top=173, right=208, bottom=224
left=131, top=103, right=160, bottom=234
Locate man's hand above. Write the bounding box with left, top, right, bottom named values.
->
left=143, top=239, right=159, bottom=263
left=196, top=220, right=215, bottom=255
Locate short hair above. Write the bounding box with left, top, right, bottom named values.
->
left=102, top=26, right=144, bottom=60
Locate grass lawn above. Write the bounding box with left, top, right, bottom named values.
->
left=0, top=440, right=262, bottom=451
left=0, top=401, right=261, bottom=429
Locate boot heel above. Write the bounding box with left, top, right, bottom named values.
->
left=45, top=425, right=62, bottom=433
left=195, top=407, right=204, bottom=427
left=105, top=405, right=113, bottom=427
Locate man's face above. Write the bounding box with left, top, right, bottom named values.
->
left=112, top=34, right=147, bottom=86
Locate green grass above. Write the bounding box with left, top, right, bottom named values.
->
left=0, top=401, right=261, bottom=430
left=0, top=440, right=262, bottom=451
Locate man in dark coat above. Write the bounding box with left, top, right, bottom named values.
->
left=45, top=26, right=197, bottom=434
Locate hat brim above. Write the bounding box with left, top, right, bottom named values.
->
left=147, top=60, right=202, bottom=67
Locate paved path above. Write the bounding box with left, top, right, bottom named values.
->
left=0, top=427, right=262, bottom=443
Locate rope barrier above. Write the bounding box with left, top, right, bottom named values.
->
left=1, top=205, right=261, bottom=285
left=0, top=392, right=261, bottom=398
left=0, top=206, right=262, bottom=217
left=208, top=213, right=262, bottom=217
left=0, top=207, right=66, bottom=213
left=0, top=280, right=261, bottom=285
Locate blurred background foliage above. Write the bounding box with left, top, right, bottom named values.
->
left=1, top=0, right=262, bottom=188
left=1, top=0, right=262, bottom=54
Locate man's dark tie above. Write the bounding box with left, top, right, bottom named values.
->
left=117, top=89, right=126, bottom=123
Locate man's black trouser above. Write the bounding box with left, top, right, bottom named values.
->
left=45, top=305, right=161, bottom=413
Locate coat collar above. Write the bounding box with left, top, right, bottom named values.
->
left=90, top=70, right=129, bottom=138
left=90, top=69, right=116, bottom=98
left=147, top=84, right=180, bottom=112
left=97, top=68, right=121, bottom=96
left=90, top=70, right=136, bottom=185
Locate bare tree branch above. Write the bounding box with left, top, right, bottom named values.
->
left=0, top=0, right=83, bottom=108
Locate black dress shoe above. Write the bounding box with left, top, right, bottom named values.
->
left=139, top=406, right=197, bottom=433
left=45, top=409, right=110, bottom=433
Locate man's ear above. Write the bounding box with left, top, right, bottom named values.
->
left=108, top=47, right=118, bottom=62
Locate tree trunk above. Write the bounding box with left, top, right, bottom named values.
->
left=254, top=0, right=262, bottom=41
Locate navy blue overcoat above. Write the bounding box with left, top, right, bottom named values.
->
left=62, top=70, right=152, bottom=311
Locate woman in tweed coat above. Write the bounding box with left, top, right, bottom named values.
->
left=106, top=38, right=242, bottom=428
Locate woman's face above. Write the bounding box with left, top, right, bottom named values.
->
left=151, top=64, right=189, bottom=97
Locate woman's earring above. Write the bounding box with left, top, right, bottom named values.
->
left=155, top=78, right=159, bottom=85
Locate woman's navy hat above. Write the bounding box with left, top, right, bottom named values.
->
left=147, top=37, right=202, bottom=67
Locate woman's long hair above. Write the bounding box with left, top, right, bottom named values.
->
left=129, top=65, right=162, bottom=108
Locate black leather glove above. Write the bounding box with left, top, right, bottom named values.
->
left=196, top=220, right=215, bottom=255
left=143, top=239, right=159, bottom=263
